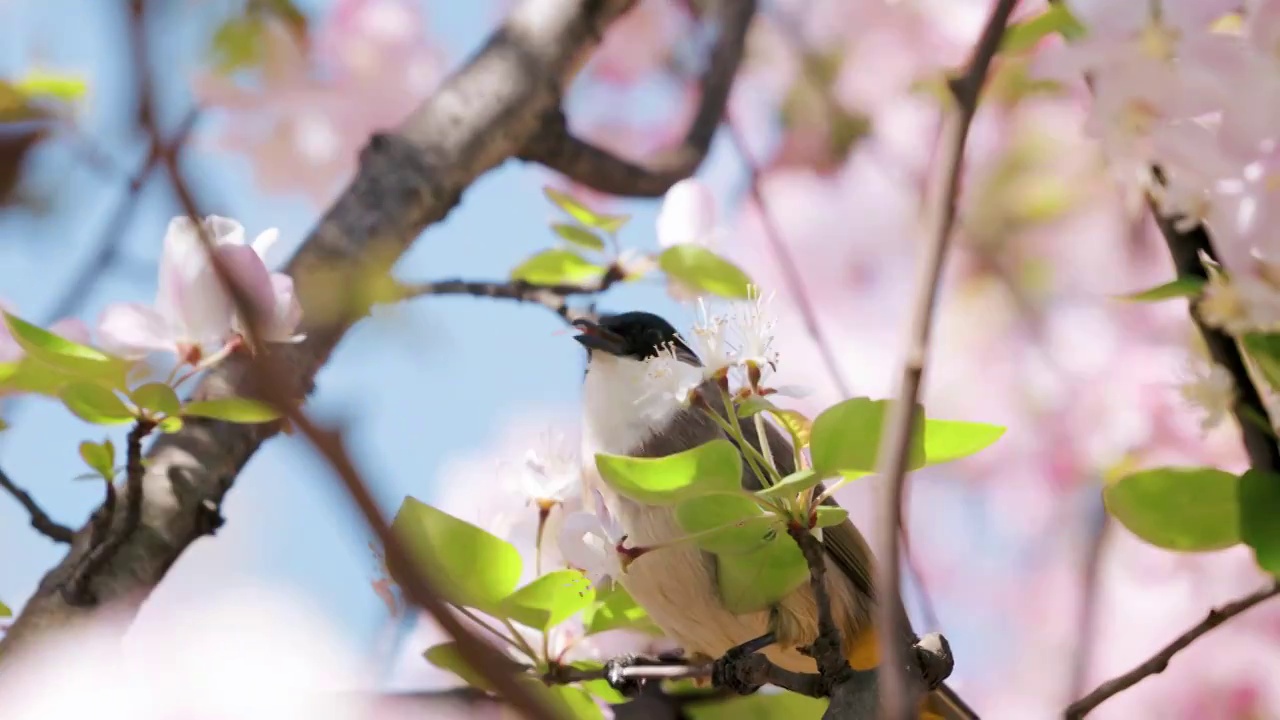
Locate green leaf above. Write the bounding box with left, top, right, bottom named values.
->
left=716, top=534, right=809, bottom=614
left=813, top=506, right=848, bottom=529
left=130, top=382, right=181, bottom=418
left=501, top=569, right=595, bottom=631
left=1117, top=276, right=1207, bottom=303
left=78, top=439, right=115, bottom=478
left=1239, top=470, right=1280, bottom=575
left=809, top=398, right=925, bottom=476
left=390, top=497, right=522, bottom=614
left=511, top=249, right=606, bottom=286
left=595, top=439, right=743, bottom=506
left=3, top=312, right=129, bottom=389
left=14, top=70, right=88, bottom=102
left=1103, top=467, right=1241, bottom=551
left=675, top=494, right=780, bottom=554
left=921, top=420, right=1006, bottom=466
left=1243, top=333, right=1280, bottom=392
left=543, top=187, right=626, bottom=234
left=210, top=16, right=265, bottom=73
left=0, top=357, right=79, bottom=397
left=736, top=395, right=779, bottom=419
left=0, top=600, right=9, bottom=617
left=547, top=685, right=606, bottom=720
left=1000, top=4, right=1086, bottom=54
left=59, top=382, right=135, bottom=425
left=552, top=223, right=606, bottom=251
left=182, top=397, right=281, bottom=423
left=570, top=661, right=629, bottom=704
left=424, top=642, right=496, bottom=692
left=686, top=691, right=828, bottom=720
left=157, top=416, right=184, bottom=433
left=737, top=397, right=813, bottom=449
left=658, top=245, right=754, bottom=299
left=756, top=469, right=823, bottom=500
left=583, top=582, right=661, bottom=635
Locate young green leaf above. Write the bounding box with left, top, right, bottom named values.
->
left=1103, top=467, right=1241, bottom=551
left=921, top=420, right=1006, bottom=466
left=736, top=395, right=779, bottom=418
left=3, top=312, right=129, bottom=389
left=685, top=691, right=829, bottom=720
left=1000, top=4, right=1086, bottom=53
left=1239, top=470, right=1280, bottom=575
left=737, top=397, right=813, bottom=449
left=595, top=439, right=743, bottom=506
left=424, top=642, right=497, bottom=692
left=78, top=439, right=116, bottom=479
left=583, top=583, right=660, bottom=636
left=543, top=187, right=626, bottom=234
left=501, top=569, right=596, bottom=631
left=210, top=16, right=266, bottom=73
left=1243, top=333, right=1280, bottom=392
left=674, top=494, right=780, bottom=555
left=658, top=245, right=753, bottom=299
left=390, top=497, right=522, bottom=614
left=552, top=223, right=606, bottom=251
left=812, top=506, right=848, bottom=528
left=0, top=357, right=79, bottom=397
left=756, top=469, right=823, bottom=500
left=511, top=249, right=606, bottom=286
left=1116, top=276, right=1207, bottom=303
left=182, top=397, right=281, bottom=423
left=547, top=685, right=607, bottom=720
left=0, top=600, right=10, bottom=618
left=716, top=534, right=808, bottom=614
left=130, top=382, right=181, bottom=418
left=809, top=398, right=925, bottom=476
left=59, top=382, right=135, bottom=425
left=157, top=416, right=184, bottom=433
left=14, top=70, right=88, bottom=102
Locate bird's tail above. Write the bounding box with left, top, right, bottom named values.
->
left=921, top=681, right=980, bottom=720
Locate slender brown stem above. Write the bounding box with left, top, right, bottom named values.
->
left=872, top=2, right=1020, bottom=717
left=0, top=466, right=73, bottom=543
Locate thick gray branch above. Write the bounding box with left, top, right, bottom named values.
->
left=0, top=0, right=641, bottom=661
left=518, top=0, right=756, bottom=196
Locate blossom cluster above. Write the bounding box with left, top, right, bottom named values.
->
left=1042, top=0, right=1280, bottom=334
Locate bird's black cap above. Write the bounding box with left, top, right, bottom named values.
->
left=572, top=312, right=701, bottom=366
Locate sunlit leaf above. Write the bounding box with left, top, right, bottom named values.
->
left=921, top=420, right=1006, bottom=466
left=78, top=439, right=115, bottom=479
left=390, top=497, right=522, bottom=614
left=130, top=382, right=181, bottom=418
left=809, top=398, right=925, bottom=476
left=658, top=245, right=753, bottom=299
left=210, top=16, right=266, bottom=73
left=2, top=312, right=129, bottom=389
left=1000, top=3, right=1086, bottom=53
left=1240, top=470, right=1280, bottom=575
left=13, top=70, right=88, bottom=102
left=182, top=397, right=281, bottom=424
left=552, top=223, right=606, bottom=251
left=685, top=691, right=828, bottom=720
left=543, top=187, right=626, bottom=234
left=547, top=685, right=606, bottom=720
left=583, top=582, right=661, bottom=636
left=1116, top=276, right=1206, bottom=303
left=424, top=642, right=497, bottom=692
left=595, top=439, right=743, bottom=506
left=157, top=416, right=184, bottom=433
left=511, top=249, right=606, bottom=286
left=59, top=381, right=135, bottom=425
left=756, top=469, right=823, bottom=500
left=812, top=506, right=848, bottom=529
left=716, top=533, right=808, bottom=614
left=1104, top=467, right=1241, bottom=551
left=570, top=661, right=628, bottom=704
left=502, top=569, right=595, bottom=631
left=0, top=600, right=10, bottom=618
left=675, top=494, right=780, bottom=554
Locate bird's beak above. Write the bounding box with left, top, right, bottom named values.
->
left=572, top=318, right=627, bottom=356
left=671, top=340, right=703, bottom=367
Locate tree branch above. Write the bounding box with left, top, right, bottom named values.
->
left=1064, top=582, right=1280, bottom=719
left=871, top=1, right=1020, bottom=717
left=518, top=0, right=756, bottom=196
left=397, top=265, right=623, bottom=322
left=0, top=465, right=73, bottom=544
left=0, top=0, right=644, bottom=665
left=1148, top=195, right=1280, bottom=474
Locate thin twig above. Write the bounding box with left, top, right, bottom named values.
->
left=872, top=2, right=1020, bottom=717
left=61, top=418, right=155, bottom=604
left=397, top=268, right=623, bottom=322
left=1068, top=501, right=1110, bottom=704
left=0, top=465, right=73, bottom=543
left=519, top=0, right=756, bottom=196
left=1064, top=582, right=1280, bottom=719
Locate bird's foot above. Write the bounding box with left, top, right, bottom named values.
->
left=710, top=634, right=777, bottom=695
left=912, top=632, right=954, bottom=691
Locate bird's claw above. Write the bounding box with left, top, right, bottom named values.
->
left=712, top=645, right=769, bottom=695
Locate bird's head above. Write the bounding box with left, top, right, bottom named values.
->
left=572, top=311, right=701, bottom=367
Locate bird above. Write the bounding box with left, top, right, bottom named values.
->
left=571, top=310, right=976, bottom=720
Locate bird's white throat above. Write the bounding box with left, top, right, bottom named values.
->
left=580, top=353, right=682, bottom=457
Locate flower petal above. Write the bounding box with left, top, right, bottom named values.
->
left=263, top=273, right=304, bottom=342
left=657, top=178, right=718, bottom=248
left=96, top=303, right=175, bottom=359
left=218, top=244, right=280, bottom=338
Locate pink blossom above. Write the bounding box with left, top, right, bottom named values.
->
left=96, top=216, right=302, bottom=363
left=656, top=178, right=719, bottom=249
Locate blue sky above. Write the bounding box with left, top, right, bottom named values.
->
left=0, top=0, right=733, bottom=664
